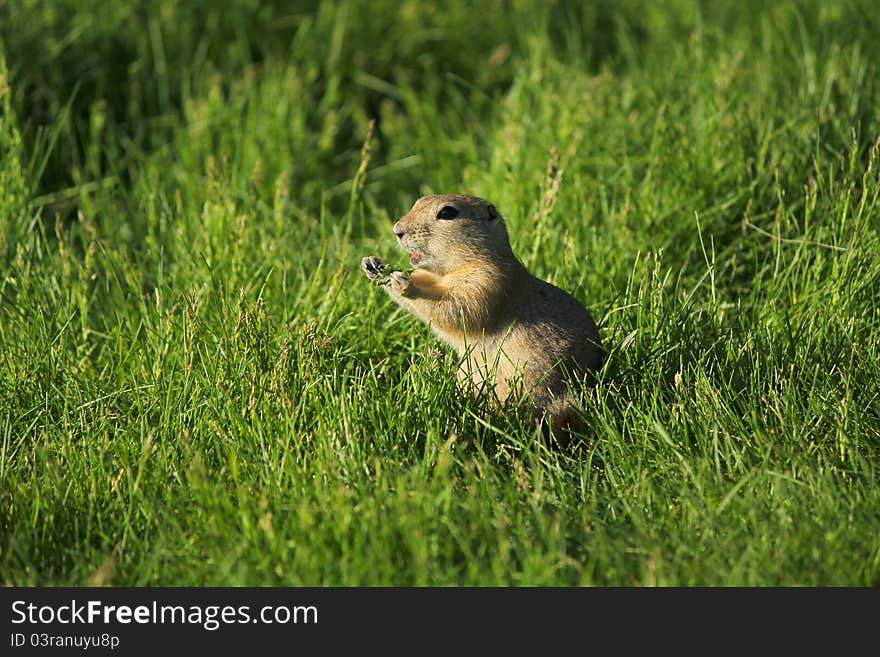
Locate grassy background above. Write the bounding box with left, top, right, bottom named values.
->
left=1, top=0, right=878, bottom=585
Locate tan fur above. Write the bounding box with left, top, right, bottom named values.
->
left=362, top=194, right=602, bottom=440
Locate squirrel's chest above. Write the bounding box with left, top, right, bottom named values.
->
left=437, top=327, right=528, bottom=371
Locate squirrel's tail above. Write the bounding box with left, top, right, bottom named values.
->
left=541, top=395, right=584, bottom=445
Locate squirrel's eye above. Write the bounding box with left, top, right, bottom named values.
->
left=436, top=206, right=460, bottom=220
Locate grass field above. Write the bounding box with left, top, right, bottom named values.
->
left=1, top=0, right=879, bottom=586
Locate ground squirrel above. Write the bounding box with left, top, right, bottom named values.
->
left=361, top=194, right=602, bottom=438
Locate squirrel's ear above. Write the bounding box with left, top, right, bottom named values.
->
left=487, top=204, right=499, bottom=221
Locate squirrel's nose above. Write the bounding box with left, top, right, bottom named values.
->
left=393, top=221, right=406, bottom=240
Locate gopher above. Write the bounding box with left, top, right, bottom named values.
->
left=361, top=194, right=602, bottom=438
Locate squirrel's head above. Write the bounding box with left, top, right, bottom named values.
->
left=392, top=194, right=513, bottom=273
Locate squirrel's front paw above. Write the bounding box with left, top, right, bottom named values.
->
left=389, top=271, right=411, bottom=294
left=361, top=256, right=386, bottom=280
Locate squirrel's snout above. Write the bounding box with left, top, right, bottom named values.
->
left=393, top=220, right=406, bottom=240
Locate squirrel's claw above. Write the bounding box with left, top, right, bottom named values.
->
left=361, top=256, right=386, bottom=279
left=389, top=271, right=411, bottom=294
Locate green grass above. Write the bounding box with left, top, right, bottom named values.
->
left=1, top=0, right=879, bottom=586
